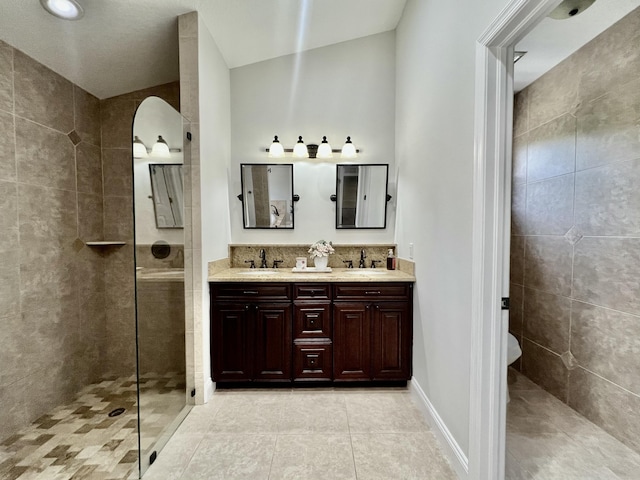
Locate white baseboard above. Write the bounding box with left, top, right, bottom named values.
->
left=410, top=377, right=469, bottom=479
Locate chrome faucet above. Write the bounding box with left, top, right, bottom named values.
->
left=259, top=249, right=268, bottom=268
left=359, top=249, right=366, bottom=268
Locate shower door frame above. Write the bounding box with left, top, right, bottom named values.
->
left=469, top=0, right=562, bottom=479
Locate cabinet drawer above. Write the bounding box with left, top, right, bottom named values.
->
left=293, top=343, right=333, bottom=381
left=333, top=283, right=411, bottom=301
left=210, top=282, right=291, bottom=301
left=294, top=303, right=331, bottom=339
left=293, top=283, right=331, bottom=300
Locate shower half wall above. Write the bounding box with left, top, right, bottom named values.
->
left=510, top=6, right=640, bottom=454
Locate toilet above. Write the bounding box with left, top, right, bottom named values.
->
left=506, top=333, right=522, bottom=402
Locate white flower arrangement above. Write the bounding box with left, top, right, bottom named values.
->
left=308, top=240, right=335, bottom=258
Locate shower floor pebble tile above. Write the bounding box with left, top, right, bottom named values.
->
left=0, top=374, right=185, bottom=480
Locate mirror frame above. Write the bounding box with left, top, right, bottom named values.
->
left=334, top=163, right=389, bottom=229
left=240, top=163, right=295, bottom=229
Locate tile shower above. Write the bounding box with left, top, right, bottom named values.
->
left=0, top=37, right=184, bottom=478
left=510, top=6, right=640, bottom=455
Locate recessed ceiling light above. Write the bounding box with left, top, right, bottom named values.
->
left=40, top=0, right=84, bottom=20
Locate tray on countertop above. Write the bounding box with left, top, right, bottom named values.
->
left=291, top=267, right=333, bottom=273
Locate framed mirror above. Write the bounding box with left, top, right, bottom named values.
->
left=240, top=164, right=294, bottom=229
left=149, top=164, right=184, bottom=228
left=335, top=164, right=389, bottom=229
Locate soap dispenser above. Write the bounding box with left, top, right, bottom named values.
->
left=386, top=249, right=396, bottom=270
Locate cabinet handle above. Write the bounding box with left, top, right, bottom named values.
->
left=243, top=290, right=259, bottom=294
left=365, top=291, right=381, bottom=295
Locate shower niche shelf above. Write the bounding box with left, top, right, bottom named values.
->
left=85, top=241, right=127, bottom=247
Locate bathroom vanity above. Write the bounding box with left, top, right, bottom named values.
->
left=209, top=268, right=414, bottom=385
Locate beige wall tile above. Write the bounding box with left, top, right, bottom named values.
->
left=571, top=301, right=640, bottom=395
left=525, top=174, right=574, bottom=235
left=0, top=180, right=19, bottom=254
left=15, top=117, right=75, bottom=191
left=13, top=50, right=73, bottom=133
left=509, top=283, right=524, bottom=337
left=574, top=158, right=640, bottom=236
left=103, top=195, right=133, bottom=241
left=523, top=288, right=571, bottom=354
left=76, top=142, right=102, bottom=195
left=510, top=235, right=524, bottom=286
left=73, top=85, right=101, bottom=147
left=0, top=110, right=16, bottom=182
left=511, top=183, right=526, bottom=237
left=526, top=114, right=576, bottom=183
left=512, top=133, right=527, bottom=185
left=569, top=366, right=640, bottom=453
left=102, top=148, right=133, bottom=197
left=524, top=236, right=572, bottom=297
left=521, top=339, right=569, bottom=402
left=100, top=98, right=136, bottom=149
left=0, top=41, right=13, bottom=114
left=513, top=89, right=528, bottom=137
left=573, top=237, right=640, bottom=315
left=18, top=184, right=77, bottom=247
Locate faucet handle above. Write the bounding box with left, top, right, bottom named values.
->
left=343, top=260, right=354, bottom=268
left=272, top=260, right=283, bottom=268
left=370, top=260, right=382, bottom=268
left=245, top=260, right=256, bottom=269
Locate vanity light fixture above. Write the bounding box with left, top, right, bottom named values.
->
left=317, top=136, right=333, bottom=159
left=40, top=0, right=84, bottom=20
left=151, top=136, right=171, bottom=158
left=340, top=136, right=358, bottom=159
left=268, top=135, right=285, bottom=158
left=133, top=136, right=149, bottom=159
left=292, top=136, right=309, bottom=158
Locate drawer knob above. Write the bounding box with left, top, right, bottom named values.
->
left=243, top=290, right=259, bottom=295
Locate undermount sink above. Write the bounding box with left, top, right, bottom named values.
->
left=347, top=269, right=389, bottom=275
left=238, top=270, right=280, bottom=275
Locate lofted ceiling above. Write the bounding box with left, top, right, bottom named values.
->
left=0, top=0, right=637, bottom=99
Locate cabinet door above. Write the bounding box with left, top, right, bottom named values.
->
left=253, top=303, right=292, bottom=381
left=293, top=303, right=332, bottom=339
left=372, top=302, right=411, bottom=380
left=333, top=302, right=371, bottom=380
left=211, top=303, right=252, bottom=382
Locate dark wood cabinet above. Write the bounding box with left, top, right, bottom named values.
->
left=210, top=283, right=292, bottom=383
left=333, top=283, right=412, bottom=382
left=210, top=280, right=412, bottom=385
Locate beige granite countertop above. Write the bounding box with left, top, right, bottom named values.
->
left=208, top=267, right=415, bottom=283
left=136, top=268, right=184, bottom=282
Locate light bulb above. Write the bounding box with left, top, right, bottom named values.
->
left=292, top=136, right=309, bottom=158
left=317, top=136, right=333, bottom=159
left=268, top=135, right=285, bottom=158
left=340, top=136, right=357, bottom=158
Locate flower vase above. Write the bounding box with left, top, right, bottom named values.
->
left=313, top=256, right=329, bottom=270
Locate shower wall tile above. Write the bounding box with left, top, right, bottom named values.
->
left=0, top=41, right=13, bottom=114
left=113, top=82, right=180, bottom=112
left=576, top=9, right=640, bottom=103
left=0, top=250, right=19, bottom=317
left=0, top=378, right=28, bottom=439
left=569, top=366, right=640, bottom=453
left=77, top=193, right=103, bottom=241
left=15, top=117, right=75, bottom=191
left=510, top=235, right=524, bottom=286
left=513, top=89, right=528, bottom=137
left=179, top=35, right=199, bottom=122
left=18, top=184, right=77, bottom=248
left=573, top=237, right=640, bottom=315
left=0, top=180, right=19, bottom=254
left=527, top=55, right=581, bottom=131
left=521, top=338, right=569, bottom=402
left=76, top=142, right=102, bottom=195
left=512, top=133, right=527, bottom=185
left=19, top=253, right=76, bottom=312
left=523, top=236, right=572, bottom=297
left=511, top=183, right=526, bottom=237
left=100, top=98, right=137, bottom=149
left=526, top=114, right=576, bottom=183
left=571, top=301, right=640, bottom=395
left=13, top=50, right=73, bottom=133
left=574, top=158, right=640, bottom=236
left=73, top=85, right=101, bottom=147
left=576, top=80, right=640, bottom=171
left=102, top=148, right=133, bottom=197
left=0, top=110, right=16, bottom=182
left=509, top=283, right=524, bottom=337
left=103, top=196, right=134, bottom=242
left=523, top=288, right=571, bottom=354
left=525, top=174, right=574, bottom=235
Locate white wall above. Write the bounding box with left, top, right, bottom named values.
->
left=395, top=0, right=511, bottom=459
left=133, top=96, right=185, bottom=245
left=198, top=16, right=231, bottom=395
left=230, top=32, right=396, bottom=244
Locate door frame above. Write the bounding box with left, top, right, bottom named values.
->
left=469, top=1, right=562, bottom=479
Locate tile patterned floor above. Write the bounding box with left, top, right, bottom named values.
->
left=0, top=373, right=185, bottom=480
left=144, top=387, right=457, bottom=480
left=506, top=369, right=640, bottom=480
